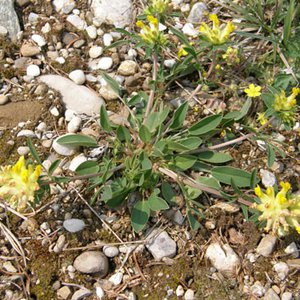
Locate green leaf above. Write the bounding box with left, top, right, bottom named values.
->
left=235, top=98, right=252, bottom=121
left=131, top=200, right=150, bottom=232
left=173, top=155, right=197, bottom=170
left=57, top=134, right=98, bottom=147
left=139, top=124, right=152, bottom=143
left=104, top=39, right=130, bottom=51
left=169, top=26, right=190, bottom=45
left=146, top=107, right=170, bottom=132
left=169, top=101, right=189, bottom=129
left=148, top=189, right=169, bottom=211
left=100, top=105, right=112, bottom=133
left=196, top=176, right=221, bottom=190
left=189, top=115, right=222, bottom=136
left=250, top=168, right=258, bottom=189
left=187, top=210, right=200, bottom=231
left=101, top=73, right=121, bottom=95
left=161, top=182, right=176, bottom=205
left=75, top=161, right=100, bottom=175
left=267, top=144, right=276, bottom=168
left=27, top=138, right=42, bottom=165
left=179, top=137, right=202, bottom=150
left=116, top=126, right=131, bottom=142
left=283, top=0, right=295, bottom=47
left=197, top=151, right=232, bottom=164
left=212, top=166, right=256, bottom=187
left=48, top=159, right=61, bottom=176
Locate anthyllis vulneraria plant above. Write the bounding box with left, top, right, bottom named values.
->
left=199, top=14, right=235, bottom=45
left=253, top=182, right=300, bottom=236
left=222, top=47, right=240, bottom=65
left=144, top=0, right=171, bottom=16
left=0, top=156, right=42, bottom=212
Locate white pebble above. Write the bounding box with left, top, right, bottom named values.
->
left=31, top=34, right=46, bottom=47
left=17, top=129, right=36, bottom=138
left=164, top=59, right=176, bottom=68
left=176, top=285, right=184, bottom=297
left=284, top=242, right=299, bottom=258
left=26, top=65, right=40, bottom=77
left=86, top=25, right=97, bottom=39
left=67, top=116, right=82, bottom=133
left=184, top=289, right=195, bottom=300
left=108, top=272, right=123, bottom=286
left=103, top=33, right=113, bottom=46
left=96, top=286, right=105, bottom=299
left=69, top=70, right=86, bottom=85
left=41, top=23, right=51, bottom=34
left=273, top=262, right=289, bottom=280
left=50, top=107, right=60, bottom=117
left=97, top=57, right=113, bottom=70
left=17, top=146, right=30, bottom=156
left=89, top=46, right=103, bottom=58
left=69, top=154, right=87, bottom=172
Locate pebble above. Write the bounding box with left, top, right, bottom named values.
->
left=71, top=289, right=92, bottom=300
left=57, top=286, right=71, bottom=300
left=20, top=44, right=40, bottom=57
left=26, top=64, right=40, bottom=77
left=17, top=129, right=36, bottom=138
left=99, top=85, right=119, bottom=101
left=108, top=272, right=123, bottom=286
left=273, top=262, right=289, bottom=280
left=257, top=235, right=277, bottom=257
left=164, top=59, right=176, bottom=69
left=95, top=286, right=105, bottom=299
left=282, top=292, right=293, bottom=300
left=17, top=146, right=30, bottom=156
left=52, top=135, right=79, bottom=156
left=67, top=14, right=87, bottom=30
left=146, top=230, right=177, bottom=261
left=63, top=218, right=85, bottom=233
left=41, top=22, right=51, bottom=34
left=127, top=48, right=137, bottom=59
left=50, top=106, right=60, bottom=117
left=184, top=289, right=195, bottom=300
left=250, top=281, right=266, bottom=297
left=260, top=169, right=276, bottom=187
left=53, top=235, right=66, bottom=253
left=118, top=60, right=138, bottom=76
left=69, top=70, right=86, bottom=85
left=89, top=46, right=103, bottom=58
left=103, top=246, right=120, bottom=258
left=103, top=33, right=113, bottom=46
left=0, top=94, right=9, bottom=105
left=263, top=288, right=280, bottom=300
left=73, top=251, right=109, bottom=276
left=0, top=25, right=8, bottom=37
left=127, top=292, right=137, bottom=300
left=97, top=57, right=113, bottom=70
left=182, top=23, right=198, bottom=37
left=3, top=261, right=17, bottom=273
left=28, top=12, right=39, bottom=23
left=53, top=0, right=75, bottom=14
left=205, top=242, right=240, bottom=277
left=31, top=34, right=46, bottom=47
left=284, top=242, right=299, bottom=258
left=86, top=25, right=97, bottom=39
left=69, top=154, right=87, bottom=172
left=176, top=285, right=185, bottom=297
left=187, top=2, right=207, bottom=24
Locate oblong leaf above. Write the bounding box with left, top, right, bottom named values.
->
left=169, top=101, right=189, bottom=129
left=189, top=115, right=222, bottom=136
left=75, top=161, right=100, bottom=175
left=197, top=151, right=232, bottom=164
left=57, top=134, right=98, bottom=147
left=131, top=200, right=150, bottom=232
left=100, top=105, right=112, bottom=133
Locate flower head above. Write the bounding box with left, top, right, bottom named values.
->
left=244, top=84, right=262, bottom=98
left=145, top=0, right=170, bottom=14
left=253, top=182, right=300, bottom=236
left=222, top=47, right=240, bottom=65
left=199, top=14, right=235, bottom=45
left=0, top=156, right=42, bottom=212
left=136, top=15, right=166, bottom=46
left=256, top=112, right=268, bottom=125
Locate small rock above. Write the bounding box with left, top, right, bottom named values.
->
left=28, top=12, right=39, bottom=23
left=187, top=2, right=207, bottom=24
left=69, top=154, right=87, bottom=172
left=103, top=33, right=113, bottom=46
left=17, top=129, right=36, bottom=138
left=0, top=25, right=8, bottom=37
left=108, top=272, right=123, bottom=286
left=73, top=251, right=109, bottom=276
left=26, top=64, right=40, bottom=77
left=63, top=219, right=85, bottom=233
left=257, top=235, right=277, bottom=257
left=211, top=202, right=240, bottom=213
left=31, top=34, right=46, bottom=47
left=250, top=281, right=266, bottom=297
left=57, top=286, right=71, bottom=299
left=164, top=59, right=176, bottom=69
left=264, top=288, right=280, bottom=300
left=182, top=23, right=198, bottom=37
left=176, top=285, right=185, bottom=297
left=53, top=0, right=75, bottom=14
left=273, top=262, right=289, bottom=280
left=205, top=242, right=240, bottom=277
left=99, top=85, right=119, bottom=101
left=95, top=286, right=105, bottom=299
left=89, top=46, right=103, bottom=58
left=184, top=289, right=195, bottom=300
left=69, top=70, right=86, bottom=85
left=50, top=107, right=60, bottom=117
left=118, top=60, right=138, bottom=76
left=260, top=169, right=276, bottom=187
left=97, top=57, right=113, bottom=70
left=0, top=94, right=9, bottom=105
left=53, top=235, right=66, bottom=253
left=86, top=25, right=97, bottom=39
left=103, top=246, right=119, bottom=258
left=282, top=292, right=293, bottom=300
left=20, top=44, right=40, bottom=57
left=3, top=261, right=17, bottom=273
left=41, top=23, right=51, bottom=34
left=146, top=230, right=177, bottom=261
left=285, top=242, right=299, bottom=258
left=52, top=135, right=79, bottom=156
left=127, top=292, right=136, bottom=300
left=0, top=0, right=21, bottom=39
left=17, top=146, right=30, bottom=156
left=52, top=280, right=61, bottom=291
left=67, top=14, right=87, bottom=30
left=71, top=289, right=92, bottom=300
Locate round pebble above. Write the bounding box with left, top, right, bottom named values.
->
left=103, top=246, right=119, bottom=258
left=26, top=64, right=40, bottom=77
left=0, top=94, right=9, bottom=105
left=63, top=218, right=85, bottom=233
left=89, top=46, right=103, bottom=58
left=69, top=70, right=86, bottom=85
left=97, top=57, right=113, bottom=70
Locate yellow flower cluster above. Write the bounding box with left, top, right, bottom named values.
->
left=136, top=15, right=166, bottom=46
left=222, top=47, right=240, bottom=65
left=0, top=156, right=42, bottom=212
left=273, top=88, right=299, bottom=111
left=149, top=0, right=170, bottom=14
left=253, top=182, right=300, bottom=236
left=256, top=112, right=268, bottom=125
left=199, top=14, right=235, bottom=45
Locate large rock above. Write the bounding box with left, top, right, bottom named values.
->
left=0, top=0, right=21, bottom=39
left=39, top=75, right=105, bottom=116
left=91, top=0, right=133, bottom=28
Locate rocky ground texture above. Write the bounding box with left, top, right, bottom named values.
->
left=0, top=0, right=300, bottom=299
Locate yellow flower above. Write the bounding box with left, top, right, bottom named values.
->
left=177, top=45, right=188, bottom=58
left=253, top=182, right=300, bottom=236
left=256, top=112, right=268, bottom=125
left=0, top=156, right=42, bottom=212
left=222, top=47, right=240, bottom=65
left=136, top=15, right=166, bottom=45
left=244, top=84, right=262, bottom=98
left=150, top=0, right=170, bottom=14
left=199, top=14, right=235, bottom=45
left=273, top=88, right=299, bottom=112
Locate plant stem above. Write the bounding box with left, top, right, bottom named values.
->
left=159, top=167, right=252, bottom=207
left=143, top=52, right=158, bottom=124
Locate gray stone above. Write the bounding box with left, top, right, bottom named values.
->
left=263, top=288, right=280, bottom=300
left=284, top=242, right=299, bottom=258
left=187, top=2, right=207, bottom=24
left=146, top=230, right=177, bottom=261
left=273, top=262, right=289, bottom=280
left=0, top=0, right=21, bottom=39
left=63, top=219, right=85, bottom=233
left=20, top=44, right=40, bottom=57
left=260, top=169, right=276, bottom=188
left=103, top=246, right=119, bottom=258
left=17, top=129, right=36, bottom=138
left=282, top=292, right=293, bottom=300
left=108, top=272, right=123, bottom=286
left=257, top=235, right=277, bottom=257
left=53, top=235, right=66, bottom=253
left=184, top=289, right=195, bottom=300
left=71, top=289, right=92, bottom=300
left=57, top=286, right=71, bottom=299
left=73, top=251, right=109, bottom=276
left=91, top=0, right=133, bottom=28
left=250, top=281, right=266, bottom=297
left=118, top=60, right=138, bottom=76
left=39, top=75, right=105, bottom=116
left=205, top=242, right=240, bottom=277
